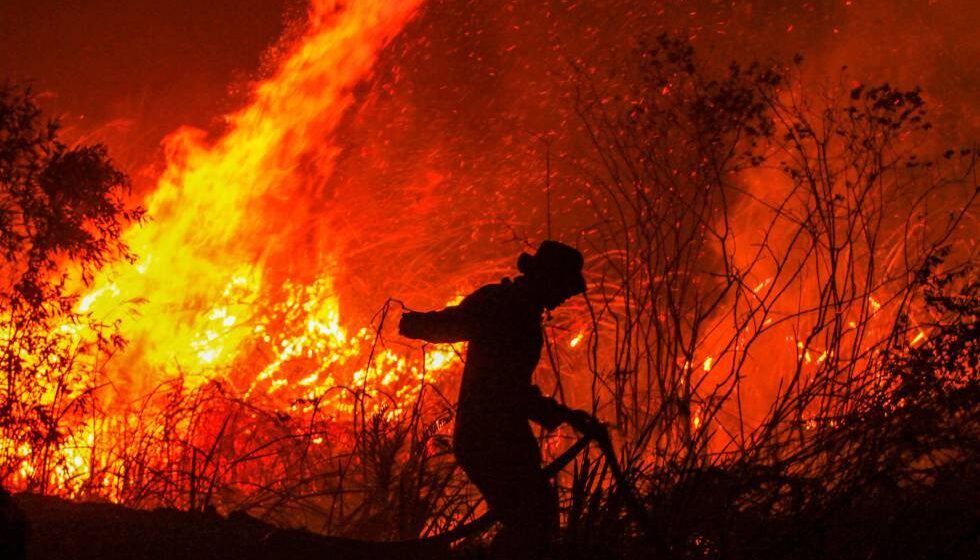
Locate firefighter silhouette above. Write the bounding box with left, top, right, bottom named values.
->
left=399, top=240, right=596, bottom=558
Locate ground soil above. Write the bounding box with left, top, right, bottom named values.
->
left=13, top=493, right=453, bottom=560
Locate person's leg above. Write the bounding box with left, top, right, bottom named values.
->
left=487, top=467, right=558, bottom=559
left=457, top=426, right=558, bottom=559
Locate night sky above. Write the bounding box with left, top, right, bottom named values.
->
left=0, top=0, right=294, bottom=174
left=2, top=1, right=976, bottom=174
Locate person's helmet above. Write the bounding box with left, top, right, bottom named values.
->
left=517, top=240, right=587, bottom=300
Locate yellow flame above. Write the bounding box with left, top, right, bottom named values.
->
left=78, top=0, right=424, bottom=391
left=4, top=0, right=435, bottom=496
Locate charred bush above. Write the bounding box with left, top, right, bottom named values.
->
left=557, top=34, right=977, bottom=560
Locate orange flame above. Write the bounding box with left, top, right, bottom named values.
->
left=80, top=0, right=424, bottom=389
left=4, top=0, right=459, bottom=497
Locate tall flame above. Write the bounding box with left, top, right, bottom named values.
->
left=82, top=0, right=423, bottom=389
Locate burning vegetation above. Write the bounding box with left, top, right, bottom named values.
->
left=1, top=1, right=977, bottom=559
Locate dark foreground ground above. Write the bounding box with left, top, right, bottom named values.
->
left=8, top=493, right=456, bottom=560
left=4, top=486, right=978, bottom=560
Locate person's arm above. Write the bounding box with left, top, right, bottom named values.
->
left=398, top=286, right=494, bottom=343
left=525, top=385, right=603, bottom=436
left=525, top=385, right=568, bottom=430
left=399, top=306, right=475, bottom=343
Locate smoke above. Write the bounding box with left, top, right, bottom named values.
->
left=320, top=0, right=978, bottom=319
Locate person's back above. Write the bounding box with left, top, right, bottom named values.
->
left=452, top=279, right=542, bottom=430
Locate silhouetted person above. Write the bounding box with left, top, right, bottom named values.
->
left=399, top=240, right=596, bottom=559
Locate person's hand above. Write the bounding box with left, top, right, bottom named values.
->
left=566, top=408, right=605, bottom=439
left=398, top=311, right=421, bottom=338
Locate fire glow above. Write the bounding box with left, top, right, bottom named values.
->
left=1, top=0, right=972, bottom=532
left=84, top=0, right=424, bottom=380
left=3, top=0, right=457, bottom=497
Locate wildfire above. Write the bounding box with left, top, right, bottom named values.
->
left=2, top=0, right=463, bottom=497
left=2, top=0, right=971, bottom=522
left=94, top=0, right=438, bottom=391
left=77, top=0, right=424, bottom=383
